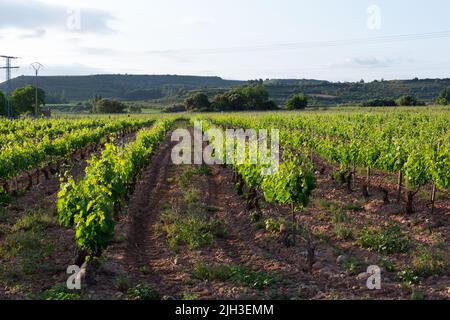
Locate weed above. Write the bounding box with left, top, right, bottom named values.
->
left=192, top=264, right=276, bottom=290
left=314, top=199, right=340, bottom=212
left=115, top=274, right=132, bottom=292
left=398, top=246, right=448, bottom=285
left=128, top=282, right=160, bottom=300
left=159, top=208, right=226, bottom=251
left=378, top=257, right=397, bottom=272
left=397, top=268, right=420, bottom=285
left=343, top=200, right=365, bottom=212
left=410, top=290, right=427, bottom=300
left=331, top=210, right=347, bottom=224
left=0, top=207, right=8, bottom=223
left=411, top=245, right=448, bottom=278
left=182, top=292, right=200, bottom=300
left=139, top=266, right=150, bottom=275
left=192, top=165, right=212, bottom=176
left=0, top=229, right=53, bottom=273
left=38, top=284, right=81, bottom=300
left=11, top=210, right=56, bottom=233
left=357, top=225, right=410, bottom=254
left=343, top=256, right=364, bottom=275
left=334, top=223, right=354, bottom=241
left=184, top=188, right=200, bottom=204
left=264, top=218, right=285, bottom=235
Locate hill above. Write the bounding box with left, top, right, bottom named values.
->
left=1, top=74, right=450, bottom=106
left=263, top=78, right=450, bottom=106
left=0, top=74, right=244, bottom=103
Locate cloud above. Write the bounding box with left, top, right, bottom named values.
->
left=329, top=57, right=415, bottom=69
left=145, top=50, right=195, bottom=64
left=178, top=17, right=216, bottom=27
left=0, top=0, right=115, bottom=34
left=79, top=47, right=118, bottom=55
left=18, top=28, right=46, bottom=39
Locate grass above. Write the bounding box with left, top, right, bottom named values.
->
left=192, top=165, right=212, bottom=176
left=37, top=284, right=81, bottom=300
left=127, top=282, right=160, bottom=300
left=179, top=165, right=212, bottom=188
left=0, top=230, right=54, bottom=264
left=157, top=207, right=227, bottom=251
left=183, top=188, right=200, bottom=203
left=334, top=223, right=354, bottom=241
left=0, top=209, right=57, bottom=275
left=410, top=290, right=427, bottom=300
left=182, top=292, right=200, bottom=300
left=157, top=165, right=227, bottom=251
left=398, top=245, right=448, bottom=285
left=343, top=256, right=364, bottom=275
left=378, top=257, right=397, bottom=272
left=0, top=207, right=8, bottom=223
left=314, top=199, right=341, bottom=212
left=0, top=189, right=13, bottom=206
left=11, top=210, right=56, bottom=233
left=192, top=263, right=277, bottom=290
left=139, top=265, right=151, bottom=275
left=331, top=210, right=347, bottom=224
left=264, top=218, right=286, bottom=235
left=114, top=274, right=132, bottom=292
left=343, top=200, right=365, bottom=212
left=357, top=225, right=410, bottom=254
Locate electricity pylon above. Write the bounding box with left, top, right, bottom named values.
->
left=0, top=55, right=20, bottom=119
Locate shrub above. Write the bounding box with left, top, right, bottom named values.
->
left=362, top=99, right=397, bottom=107
left=285, top=94, right=308, bottom=110
left=164, top=104, right=187, bottom=113
left=436, top=88, right=450, bottom=105
left=93, top=99, right=126, bottom=114
left=396, top=95, right=424, bottom=106
left=184, top=92, right=211, bottom=112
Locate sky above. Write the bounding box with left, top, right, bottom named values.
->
left=1, top=0, right=450, bottom=82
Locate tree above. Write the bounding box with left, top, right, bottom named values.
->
left=362, top=99, right=397, bottom=107
left=396, top=95, right=419, bottom=106
left=127, top=104, right=142, bottom=114
left=93, top=99, right=126, bottom=114
left=0, top=91, right=5, bottom=117
left=436, top=88, right=450, bottom=105
left=211, top=85, right=277, bottom=111
left=11, top=85, right=45, bottom=116
left=184, top=92, right=211, bottom=112
left=285, top=94, right=308, bottom=110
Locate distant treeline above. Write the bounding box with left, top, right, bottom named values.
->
left=2, top=75, right=450, bottom=110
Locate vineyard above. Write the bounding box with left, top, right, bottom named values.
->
left=0, top=108, right=448, bottom=300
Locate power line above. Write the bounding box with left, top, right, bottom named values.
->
left=147, top=30, right=450, bottom=55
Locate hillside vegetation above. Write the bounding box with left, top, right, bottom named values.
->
left=2, top=75, right=450, bottom=106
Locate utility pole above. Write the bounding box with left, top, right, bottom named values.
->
left=0, top=55, right=20, bottom=119
left=31, top=62, right=43, bottom=118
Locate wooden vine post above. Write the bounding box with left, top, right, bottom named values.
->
left=397, top=170, right=403, bottom=203
left=352, top=127, right=357, bottom=189
left=430, top=183, right=437, bottom=214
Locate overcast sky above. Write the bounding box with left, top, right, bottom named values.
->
left=1, top=0, right=450, bottom=82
